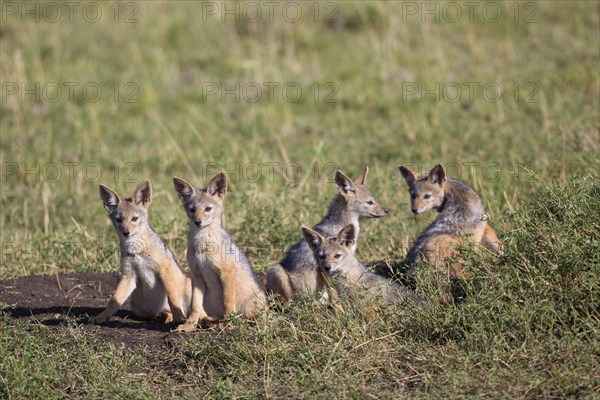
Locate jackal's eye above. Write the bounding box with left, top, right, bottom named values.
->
left=189, top=206, right=196, bottom=213
left=131, top=216, right=138, bottom=222
left=205, top=207, right=212, bottom=212
left=334, top=254, right=342, bottom=259
left=367, top=200, right=374, bottom=205
left=424, top=194, right=431, bottom=199
left=115, top=217, right=123, bottom=223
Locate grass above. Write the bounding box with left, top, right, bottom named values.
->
left=0, top=322, right=154, bottom=399
left=1, top=1, right=599, bottom=398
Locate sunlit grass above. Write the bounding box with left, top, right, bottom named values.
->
left=0, top=1, right=598, bottom=398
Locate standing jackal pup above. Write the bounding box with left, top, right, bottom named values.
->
left=92, top=181, right=192, bottom=324
left=399, top=164, right=502, bottom=274
left=303, top=224, right=414, bottom=304
left=173, top=173, right=266, bottom=332
left=267, top=167, right=388, bottom=304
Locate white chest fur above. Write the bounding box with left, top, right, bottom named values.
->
left=188, top=227, right=231, bottom=289
left=121, top=237, right=159, bottom=288
left=124, top=254, right=157, bottom=286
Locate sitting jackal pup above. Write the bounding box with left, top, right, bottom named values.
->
left=399, top=164, right=502, bottom=275
left=302, top=224, right=413, bottom=304
left=173, top=173, right=266, bottom=332
left=92, top=181, right=192, bottom=324
left=267, top=167, right=388, bottom=304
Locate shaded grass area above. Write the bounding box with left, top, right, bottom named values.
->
left=1, top=181, right=598, bottom=398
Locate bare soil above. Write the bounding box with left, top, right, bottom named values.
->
left=0, top=272, right=180, bottom=349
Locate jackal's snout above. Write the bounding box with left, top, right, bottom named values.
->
left=370, top=207, right=388, bottom=218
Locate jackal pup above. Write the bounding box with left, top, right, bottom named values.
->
left=92, top=181, right=192, bottom=324
left=173, top=173, right=266, bottom=332
left=399, top=164, right=502, bottom=275
left=267, top=167, right=388, bottom=304
left=302, top=224, right=413, bottom=304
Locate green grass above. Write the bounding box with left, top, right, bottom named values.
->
left=1, top=1, right=599, bottom=398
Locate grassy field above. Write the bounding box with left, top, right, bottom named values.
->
left=1, top=0, right=599, bottom=398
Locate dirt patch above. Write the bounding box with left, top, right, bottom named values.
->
left=0, top=272, right=182, bottom=349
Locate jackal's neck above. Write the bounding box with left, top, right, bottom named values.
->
left=320, top=195, right=359, bottom=227
left=188, top=220, right=226, bottom=246
left=119, top=223, right=153, bottom=255
left=437, top=179, right=484, bottom=222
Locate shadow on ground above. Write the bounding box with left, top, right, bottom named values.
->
left=0, top=272, right=188, bottom=348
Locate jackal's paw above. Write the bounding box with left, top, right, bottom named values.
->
left=173, top=321, right=197, bottom=333
left=90, top=314, right=109, bottom=324
left=200, top=315, right=215, bottom=323
left=494, top=245, right=505, bottom=257
left=328, top=303, right=345, bottom=316
left=172, top=310, right=187, bottom=324
left=159, top=311, right=174, bottom=324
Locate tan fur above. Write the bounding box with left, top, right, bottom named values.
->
left=399, top=164, right=503, bottom=277
left=91, top=181, right=192, bottom=325
left=266, top=264, right=295, bottom=304
left=267, top=168, right=388, bottom=304
left=483, top=223, right=502, bottom=253
left=420, top=234, right=467, bottom=278
left=172, top=174, right=267, bottom=333
left=302, top=224, right=415, bottom=305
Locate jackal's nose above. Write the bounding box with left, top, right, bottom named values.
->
left=383, top=208, right=389, bottom=214
left=122, top=229, right=130, bottom=237
left=323, top=264, right=331, bottom=272
left=194, top=220, right=202, bottom=227
left=411, top=207, right=418, bottom=214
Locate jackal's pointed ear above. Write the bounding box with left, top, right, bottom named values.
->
left=133, top=180, right=152, bottom=211
left=173, top=177, right=194, bottom=202
left=337, top=224, right=356, bottom=248
left=353, top=166, right=368, bottom=185
left=399, top=165, right=417, bottom=187
left=429, top=164, right=446, bottom=185
left=302, top=226, right=323, bottom=251
left=335, top=170, right=356, bottom=196
left=207, top=172, right=227, bottom=199
left=99, top=184, right=120, bottom=211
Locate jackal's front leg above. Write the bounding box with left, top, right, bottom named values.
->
left=320, top=272, right=344, bottom=314
left=266, top=264, right=293, bottom=305
left=91, top=272, right=136, bottom=324
left=159, top=264, right=187, bottom=323
left=482, top=223, right=503, bottom=255
left=220, top=267, right=237, bottom=316
left=326, top=285, right=345, bottom=315
left=175, top=270, right=211, bottom=333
